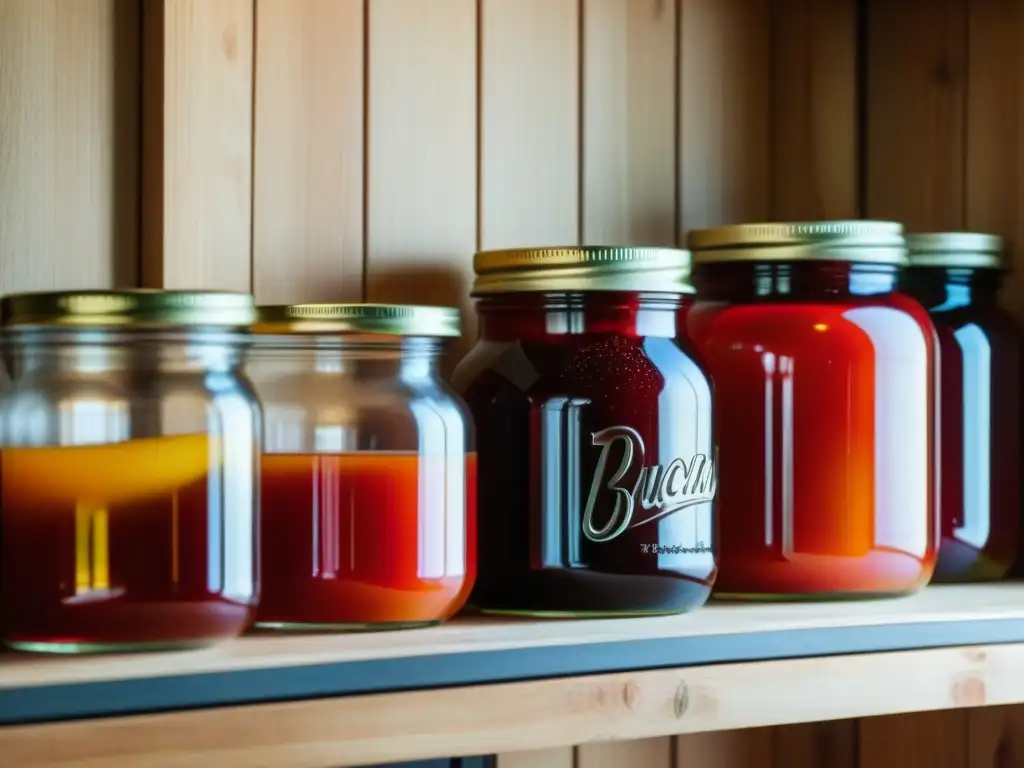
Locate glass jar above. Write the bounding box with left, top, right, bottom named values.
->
left=0, top=290, right=260, bottom=653
left=452, top=247, right=717, bottom=617
left=247, top=303, right=474, bottom=631
left=902, top=233, right=1020, bottom=582
left=686, top=221, right=939, bottom=600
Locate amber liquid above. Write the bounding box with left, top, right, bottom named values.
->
left=688, top=264, right=938, bottom=599
left=256, top=451, right=476, bottom=630
left=0, top=435, right=256, bottom=652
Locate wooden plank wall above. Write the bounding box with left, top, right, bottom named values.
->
left=1, top=0, right=1024, bottom=766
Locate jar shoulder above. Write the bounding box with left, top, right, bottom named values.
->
left=452, top=335, right=713, bottom=401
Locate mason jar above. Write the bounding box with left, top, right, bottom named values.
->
left=902, top=232, right=1021, bottom=582
left=0, top=290, right=261, bottom=653
left=686, top=221, right=939, bottom=600
left=247, top=303, right=475, bottom=631
left=452, top=246, right=717, bottom=617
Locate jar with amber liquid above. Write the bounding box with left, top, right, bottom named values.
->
left=902, top=233, right=1020, bottom=582
left=686, top=222, right=938, bottom=600
left=248, top=304, right=474, bottom=631
left=452, top=247, right=717, bottom=617
left=0, top=290, right=261, bottom=653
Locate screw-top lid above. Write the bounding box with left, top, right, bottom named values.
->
left=471, top=246, right=695, bottom=295
left=687, top=221, right=907, bottom=265
left=253, top=303, right=461, bottom=337
left=1, top=290, right=256, bottom=328
left=905, top=232, right=1005, bottom=269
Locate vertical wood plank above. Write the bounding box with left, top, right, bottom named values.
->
left=859, top=712, right=967, bottom=768
left=252, top=0, right=364, bottom=304
left=0, top=0, right=139, bottom=293
left=480, top=0, right=579, bottom=249
left=966, top=703, right=1024, bottom=768
left=141, top=0, right=254, bottom=291
left=678, top=0, right=770, bottom=231
left=769, top=0, right=858, bottom=220
left=863, top=0, right=967, bottom=231
left=365, top=0, right=477, bottom=366
left=773, top=721, right=859, bottom=768
left=581, top=0, right=677, bottom=245
left=961, top=0, right=1024, bottom=320
left=675, top=728, right=773, bottom=768
left=578, top=737, right=674, bottom=768
left=497, top=748, right=574, bottom=768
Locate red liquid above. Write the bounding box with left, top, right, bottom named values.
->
left=453, top=292, right=717, bottom=617
left=687, top=262, right=938, bottom=599
left=0, top=435, right=257, bottom=651
left=256, top=451, right=476, bottom=628
left=903, top=267, right=1021, bottom=581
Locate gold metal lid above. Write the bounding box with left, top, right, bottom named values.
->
left=471, top=246, right=695, bottom=295
left=1, top=289, right=256, bottom=328
left=687, top=221, right=907, bottom=265
left=905, top=232, right=1005, bottom=269
left=252, top=303, right=461, bottom=337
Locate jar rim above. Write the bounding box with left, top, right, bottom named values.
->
left=0, top=289, right=256, bottom=329
left=905, top=232, right=1005, bottom=270
left=252, top=303, right=461, bottom=338
left=687, top=220, right=908, bottom=266
left=471, top=246, right=696, bottom=295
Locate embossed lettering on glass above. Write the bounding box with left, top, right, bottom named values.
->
left=0, top=290, right=261, bottom=653
left=452, top=246, right=717, bottom=617
left=687, top=221, right=939, bottom=600
left=902, top=233, right=1021, bottom=582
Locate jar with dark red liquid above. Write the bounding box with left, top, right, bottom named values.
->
left=248, top=304, right=475, bottom=631
left=901, top=233, right=1020, bottom=582
left=686, top=222, right=939, bottom=600
left=0, top=290, right=261, bottom=653
left=452, top=247, right=717, bottom=617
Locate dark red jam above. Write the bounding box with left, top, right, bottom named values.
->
left=901, top=236, right=1020, bottom=582
left=453, top=246, right=716, bottom=617
left=686, top=222, right=939, bottom=600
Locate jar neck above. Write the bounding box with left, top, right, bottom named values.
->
left=250, top=335, right=444, bottom=383
left=5, top=328, right=248, bottom=378
left=474, top=291, right=689, bottom=341
left=692, top=261, right=900, bottom=301
left=900, top=266, right=1003, bottom=310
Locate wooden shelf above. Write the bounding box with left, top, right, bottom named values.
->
left=4, top=583, right=1024, bottom=766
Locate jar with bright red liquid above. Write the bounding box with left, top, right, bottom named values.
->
left=686, top=221, right=939, bottom=600
left=901, top=233, right=1021, bottom=582
left=452, top=247, right=717, bottom=617
left=247, top=303, right=475, bottom=631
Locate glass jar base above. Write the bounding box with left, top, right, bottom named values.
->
left=5, top=638, right=215, bottom=655
left=253, top=619, right=442, bottom=633
left=711, top=588, right=921, bottom=603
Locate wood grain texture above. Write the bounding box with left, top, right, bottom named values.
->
left=0, top=0, right=139, bottom=293
left=2, top=644, right=1020, bottom=767
left=863, top=0, right=967, bottom=231
left=769, top=0, right=858, bottom=220
left=365, top=0, right=477, bottom=368
left=859, top=710, right=968, bottom=768
left=252, top=0, right=364, bottom=304
left=678, top=0, right=770, bottom=231
left=578, top=736, right=674, bottom=768
left=773, top=721, right=857, bottom=768
left=140, top=0, right=254, bottom=291
left=962, top=0, right=1024, bottom=323
left=581, top=0, right=677, bottom=245
left=480, top=0, right=579, bottom=249
left=676, top=728, right=773, bottom=768
left=966, top=704, right=1024, bottom=768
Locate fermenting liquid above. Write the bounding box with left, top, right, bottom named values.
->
left=256, top=451, right=476, bottom=629
left=1, top=434, right=256, bottom=651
